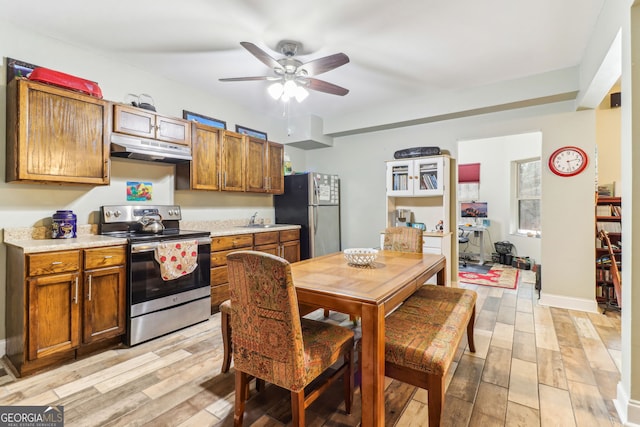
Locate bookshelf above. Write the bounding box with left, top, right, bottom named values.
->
left=595, top=196, right=621, bottom=307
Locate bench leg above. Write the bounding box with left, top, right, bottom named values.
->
left=467, top=305, right=476, bottom=353
left=427, top=374, right=444, bottom=427
left=221, top=310, right=232, bottom=373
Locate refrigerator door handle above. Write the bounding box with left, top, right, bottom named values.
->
left=313, top=204, right=318, bottom=235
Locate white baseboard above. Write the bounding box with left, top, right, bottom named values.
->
left=538, top=292, right=599, bottom=313
left=615, top=382, right=640, bottom=426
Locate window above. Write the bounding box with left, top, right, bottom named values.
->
left=514, top=158, right=541, bottom=235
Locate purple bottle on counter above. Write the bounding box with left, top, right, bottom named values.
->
left=52, top=210, right=77, bottom=239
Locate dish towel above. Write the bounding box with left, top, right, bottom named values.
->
left=154, top=240, right=199, bottom=281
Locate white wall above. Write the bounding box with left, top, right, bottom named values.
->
left=304, top=103, right=597, bottom=312
left=458, top=132, right=542, bottom=263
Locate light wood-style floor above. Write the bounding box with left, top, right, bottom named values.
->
left=0, top=270, right=622, bottom=426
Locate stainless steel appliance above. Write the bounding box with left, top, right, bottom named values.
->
left=99, top=205, right=211, bottom=346
left=274, top=173, right=340, bottom=260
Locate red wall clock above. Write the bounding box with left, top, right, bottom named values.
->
left=548, top=146, right=588, bottom=177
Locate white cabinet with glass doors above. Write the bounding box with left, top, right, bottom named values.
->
left=386, top=156, right=445, bottom=196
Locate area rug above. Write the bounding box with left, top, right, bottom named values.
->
left=458, top=265, right=519, bottom=289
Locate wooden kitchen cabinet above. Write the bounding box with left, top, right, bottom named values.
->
left=113, top=104, right=191, bottom=146
left=245, top=136, right=284, bottom=194
left=176, top=122, right=221, bottom=190
left=221, top=130, right=245, bottom=192
left=82, top=246, right=126, bottom=344
left=6, top=78, right=110, bottom=185
left=254, top=229, right=300, bottom=263
left=210, top=234, right=253, bottom=312
left=4, top=245, right=127, bottom=377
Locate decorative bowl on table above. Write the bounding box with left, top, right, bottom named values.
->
left=344, top=248, right=379, bottom=266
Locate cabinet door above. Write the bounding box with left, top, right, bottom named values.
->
left=254, top=243, right=279, bottom=256
left=28, top=272, right=81, bottom=360
left=413, top=157, right=444, bottom=196
left=83, top=265, right=126, bottom=344
left=268, top=142, right=284, bottom=194
left=386, top=160, right=415, bottom=196
left=156, top=115, right=191, bottom=146
left=7, top=79, right=109, bottom=185
left=221, top=131, right=245, bottom=191
left=245, top=136, right=269, bottom=193
left=178, top=123, right=221, bottom=190
left=281, top=240, right=300, bottom=263
left=113, top=104, right=156, bottom=139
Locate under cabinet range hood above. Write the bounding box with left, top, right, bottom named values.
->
left=110, top=134, right=192, bottom=163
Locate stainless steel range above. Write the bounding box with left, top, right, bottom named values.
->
left=99, top=205, right=211, bottom=346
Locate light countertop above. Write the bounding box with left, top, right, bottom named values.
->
left=4, top=222, right=301, bottom=253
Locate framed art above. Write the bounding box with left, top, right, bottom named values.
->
left=6, top=58, right=39, bottom=84
left=235, top=125, right=267, bottom=140
left=182, top=110, right=226, bottom=129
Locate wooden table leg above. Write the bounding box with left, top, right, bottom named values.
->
left=360, top=303, right=385, bottom=427
left=437, top=259, right=446, bottom=286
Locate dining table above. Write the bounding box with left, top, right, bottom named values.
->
left=291, top=249, right=446, bottom=426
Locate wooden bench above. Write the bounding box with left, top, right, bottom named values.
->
left=377, top=285, right=477, bottom=426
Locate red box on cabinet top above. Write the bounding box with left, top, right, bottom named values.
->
left=28, top=67, right=103, bottom=99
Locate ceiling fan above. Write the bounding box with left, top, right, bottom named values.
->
left=219, top=41, right=350, bottom=101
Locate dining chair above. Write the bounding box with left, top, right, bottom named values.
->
left=383, top=226, right=424, bottom=252
left=227, top=250, right=355, bottom=427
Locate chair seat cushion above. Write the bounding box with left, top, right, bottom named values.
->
left=301, top=319, right=354, bottom=383
left=384, top=286, right=477, bottom=376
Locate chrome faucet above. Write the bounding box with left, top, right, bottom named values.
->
left=248, top=211, right=258, bottom=226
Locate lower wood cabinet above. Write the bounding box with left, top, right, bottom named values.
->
left=5, top=245, right=126, bottom=377
left=210, top=234, right=253, bottom=313
left=254, top=229, right=300, bottom=263
left=210, top=229, right=300, bottom=313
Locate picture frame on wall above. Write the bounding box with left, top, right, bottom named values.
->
left=6, top=58, right=39, bottom=84
left=235, top=125, right=267, bottom=140
left=182, top=110, right=227, bottom=129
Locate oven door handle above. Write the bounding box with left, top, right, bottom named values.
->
left=130, top=237, right=211, bottom=253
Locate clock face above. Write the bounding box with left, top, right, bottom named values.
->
left=548, top=146, right=588, bottom=177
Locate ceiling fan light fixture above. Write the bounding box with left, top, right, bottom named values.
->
left=268, top=82, right=284, bottom=100
left=283, top=80, right=298, bottom=98
left=295, top=85, right=309, bottom=102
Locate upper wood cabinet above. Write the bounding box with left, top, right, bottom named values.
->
left=176, top=125, right=245, bottom=191
left=176, top=122, right=221, bottom=191
left=6, top=78, right=110, bottom=185
left=112, top=104, right=191, bottom=146
left=245, top=137, right=284, bottom=194
left=221, top=130, right=245, bottom=191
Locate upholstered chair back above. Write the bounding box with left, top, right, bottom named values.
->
left=383, top=226, right=424, bottom=253
left=227, top=251, right=307, bottom=392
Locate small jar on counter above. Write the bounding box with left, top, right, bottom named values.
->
left=52, top=210, right=77, bottom=239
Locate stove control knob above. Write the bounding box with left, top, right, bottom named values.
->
left=105, top=210, right=111, bottom=218
left=167, top=209, right=174, bottom=216
left=113, top=210, right=122, bottom=218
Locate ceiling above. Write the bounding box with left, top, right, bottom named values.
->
left=4, top=0, right=606, bottom=127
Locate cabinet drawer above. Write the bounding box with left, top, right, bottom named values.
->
left=254, top=231, right=279, bottom=246
left=28, top=250, right=80, bottom=276
left=211, top=234, right=253, bottom=251
left=279, top=229, right=299, bottom=242
left=211, top=247, right=251, bottom=267
left=84, top=246, right=126, bottom=269
left=211, top=266, right=228, bottom=286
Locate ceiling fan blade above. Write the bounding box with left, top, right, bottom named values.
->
left=306, top=78, right=349, bottom=96
left=240, top=41, right=283, bottom=71
left=219, top=76, right=275, bottom=82
left=298, top=53, right=349, bottom=76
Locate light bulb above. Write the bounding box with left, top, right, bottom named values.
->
left=295, top=86, right=309, bottom=102
left=283, top=80, right=298, bottom=98
left=268, top=82, right=284, bottom=100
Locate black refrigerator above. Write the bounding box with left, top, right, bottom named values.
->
left=274, top=172, right=341, bottom=260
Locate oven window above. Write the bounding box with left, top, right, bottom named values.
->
left=130, top=244, right=211, bottom=305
